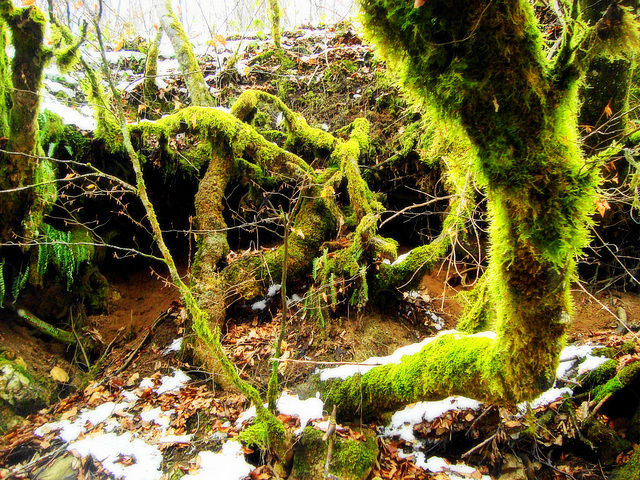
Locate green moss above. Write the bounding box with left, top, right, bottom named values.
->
left=593, top=341, right=637, bottom=359
left=582, top=415, right=631, bottom=465
left=456, top=276, right=495, bottom=334
left=230, top=90, right=337, bottom=158
left=612, top=448, right=640, bottom=480
left=289, top=427, right=378, bottom=480
left=591, top=362, right=640, bottom=405
left=311, top=332, right=510, bottom=418
left=354, top=0, right=601, bottom=405
left=576, top=359, right=616, bottom=393
left=161, top=0, right=213, bottom=107
left=143, top=27, right=162, bottom=105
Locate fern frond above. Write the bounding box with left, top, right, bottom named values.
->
left=12, top=266, right=30, bottom=302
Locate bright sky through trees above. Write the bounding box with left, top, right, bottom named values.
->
left=44, top=0, right=356, bottom=39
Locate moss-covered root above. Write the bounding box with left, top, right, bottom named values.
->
left=303, top=332, right=508, bottom=419
left=152, top=0, right=213, bottom=107
left=192, top=149, right=233, bottom=278
left=288, top=427, right=378, bottom=480
left=139, top=106, right=314, bottom=180
left=374, top=187, right=471, bottom=293
left=222, top=187, right=338, bottom=302
left=332, top=118, right=382, bottom=222
left=231, top=89, right=337, bottom=156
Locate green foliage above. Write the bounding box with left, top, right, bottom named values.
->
left=34, top=224, right=93, bottom=289
left=11, top=265, right=29, bottom=301
left=34, top=158, right=57, bottom=206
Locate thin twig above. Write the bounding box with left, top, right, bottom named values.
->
left=269, top=357, right=383, bottom=366
left=462, top=431, right=499, bottom=458
left=109, top=310, right=171, bottom=378
left=574, top=282, right=640, bottom=341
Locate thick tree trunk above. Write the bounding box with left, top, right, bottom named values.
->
left=579, top=0, right=635, bottom=154
left=152, top=0, right=214, bottom=107
left=0, top=2, right=49, bottom=241
left=308, top=0, right=604, bottom=414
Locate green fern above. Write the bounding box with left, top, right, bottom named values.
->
left=35, top=224, right=93, bottom=289
left=329, top=273, right=337, bottom=309
left=12, top=266, right=29, bottom=302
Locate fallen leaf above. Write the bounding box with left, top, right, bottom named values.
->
left=604, top=100, right=613, bottom=118
left=596, top=197, right=610, bottom=217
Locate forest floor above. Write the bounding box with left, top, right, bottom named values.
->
left=2, top=263, right=640, bottom=480
left=1, top=23, right=640, bottom=480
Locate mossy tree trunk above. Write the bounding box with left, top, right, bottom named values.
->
left=579, top=0, right=635, bottom=154
left=303, top=0, right=627, bottom=415
left=152, top=0, right=214, bottom=107
left=268, top=0, right=281, bottom=49
left=143, top=26, right=162, bottom=106
left=0, top=1, right=48, bottom=241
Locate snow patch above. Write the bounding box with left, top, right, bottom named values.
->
left=69, top=431, right=162, bottom=480
left=182, top=441, right=253, bottom=480
left=155, top=369, right=190, bottom=395
left=578, top=355, right=609, bottom=374
left=384, top=396, right=483, bottom=442
left=163, top=337, right=183, bottom=354
left=235, top=392, right=324, bottom=435
left=251, top=300, right=267, bottom=311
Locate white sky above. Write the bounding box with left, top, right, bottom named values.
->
left=42, top=0, right=357, bottom=40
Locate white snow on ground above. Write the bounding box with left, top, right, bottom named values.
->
left=163, top=337, right=183, bottom=354
left=384, top=396, right=483, bottom=442
left=236, top=391, right=324, bottom=435
left=140, top=407, right=175, bottom=431
left=275, top=392, right=324, bottom=434
left=41, top=98, right=97, bottom=131
left=69, top=432, right=163, bottom=480
left=155, top=369, right=190, bottom=394
left=182, top=441, right=253, bottom=480
left=251, top=299, right=267, bottom=311
left=578, top=355, right=610, bottom=374
left=520, top=387, right=573, bottom=411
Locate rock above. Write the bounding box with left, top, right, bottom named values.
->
left=0, top=363, right=47, bottom=415
left=33, top=453, right=79, bottom=480
left=0, top=400, right=22, bottom=433
left=50, top=366, right=69, bottom=383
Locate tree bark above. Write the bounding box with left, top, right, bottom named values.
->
left=0, top=2, right=49, bottom=241
left=152, top=0, right=214, bottom=107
